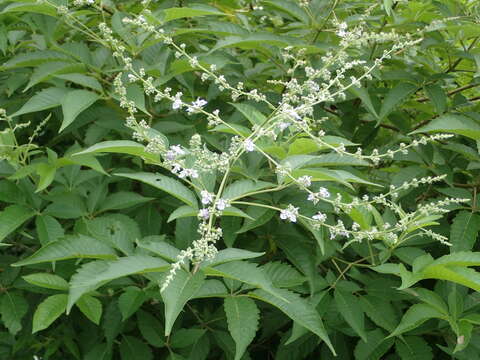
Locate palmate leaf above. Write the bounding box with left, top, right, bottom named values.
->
left=68, top=255, right=169, bottom=312
left=115, top=172, right=198, bottom=208
left=354, top=329, right=394, bottom=360
left=249, top=288, right=335, bottom=355
left=119, top=335, right=153, bottom=360
left=161, top=269, right=205, bottom=336
left=136, top=236, right=181, bottom=263
left=224, top=297, right=259, bottom=360
left=396, top=336, right=433, bottom=360
left=13, top=235, right=117, bottom=267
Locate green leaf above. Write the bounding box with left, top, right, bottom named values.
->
left=0, top=204, right=35, bottom=242
left=334, top=289, right=367, bottom=342
left=396, top=336, right=433, bottom=360
left=10, top=87, right=67, bottom=117
left=204, top=261, right=285, bottom=300
left=98, top=191, right=153, bottom=212
left=230, top=103, right=266, bottom=126
left=22, top=273, right=69, bottom=291
left=13, top=235, right=117, bottom=266
left=261, top=261, right=306, bottom=288
left=349, top=86, right=379, bottom=119
left=2, top=2, right=56, bottom=16
left=115, top=172, right=197, bottom=208
left=354, top=329, right=394, bottom=360
left=32, top=294, right=67, bottom=333
left=200, top=248, right=265, bottom=268
left=425, top=84, right=447, bottom=114
left=24, top=61, right=84, bottom=92
left=74, top=140, right=159, bottom=163
left=35, top=214, right=65, bottom=245
left=224, top=297, right=259, bottom=360
left=68, top=255, right=168, bottom=312
left=163, top=6, right=225, bottom=22
left=76, top=295, right=102, bottom=325
left=118, top=287, right=147, bottom=321
left=389, top=303, right=445, bottom=337
left=119, top=336, right=153, bottom=360
left=167, top=205, right=253, bottom=222
left=0, top=292, right=29, bottom=335
left=359, top=296, right=397, bottom=333
left=137, top=310, right=165, bottom=348
left=60, top=90, right=100, bottom=132
left=161, top=269, right=205, bottom=336
left=55, top=73, right=103, bottom=92
left=450, top=211, right=480, bottom=252
left=236, top=207, right=275, bottom=233
left=410, top=114, right=480, bottom=140
left=379, top=83, right=417, bottom=120
left=222, top=180, right=275, bottom=200
left=249, top=288, right=335, bottom=355
left=137, top=236, right=181, bottom=263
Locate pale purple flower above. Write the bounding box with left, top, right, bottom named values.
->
left=280, top=205, right=299, bottom=223
left=297, top=175, right=312, bottom=187
left=199, top=208, right=210, bottom=219
left=201, top=190, right=213, bottom=205
left=244, top=139, right=255, bottom=152
left=216, top=198, right=228, bottom=211
left=312, top=212, right=326, bottom=222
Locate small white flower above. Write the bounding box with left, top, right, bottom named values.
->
left=201, top=190, right=213, bottom=205
left=244, top=139, right=255, bottom=152
left=312, top=212, right=326, bottom=222
left=187, top=98, right=207, bottom=114
left=278, top=122, right=290, bottom=131
left=216, top=198, right=228, bottom=211
left=199, top=208, right=210, bottom=219
left=172, top=98, right=182, bottom=110
left=297, top=175, right=312, bottom=187
left=165, top=145, right=185, bottom=160
left=352, top=222, right=360, bottom=231
left=280, top=205, right=299, bottom=223
left=319, top=187, right=330, bottom=198
left=179, top=168, right=199, bottom=179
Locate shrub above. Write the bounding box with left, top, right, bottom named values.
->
left=1, top=0, right=480, bottom=359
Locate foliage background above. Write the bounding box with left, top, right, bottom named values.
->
left=0, top=0, right=480, bottom=359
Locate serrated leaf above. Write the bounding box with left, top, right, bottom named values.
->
left=354, top=329, right=394, bottom=360
left=0, top=204, right=35, bottom=243
left=13, top=235, right=117, bottom=266
left=0, top=292, right=29, bottom=335
left=450, top=211, right=480, bottom=252
left=203, top=261, right=285, bottom=301
left=22, top=273, right=69, bottom=291
left=425, top=84, right=447, bottom=114
left=137, top=236, right=181, bottom=263
left=161, top=269, right=205, bottom=336
left=137, top=310, right=165, bottom=347
left=163, top=6, right=225, bottom=22
left=359, top=296, right=397, bottom=333
left=118, top=287, right=147, bottom=321
left=249, top=288, right=335, bottom=355
left=115, top=172, right=197, bottom=208
left=35, top=214, right=64, bottom=246
left=379, top=83, right=417, bottom=120
left=230, top=102, right=266, bottom=126
left=390, top=303, right=445, bottom=337
left=119, top=336, right=153, bottom=360
left=55, top=73, right=102, bottom=91
left=74, top=140, right=159, bottom=163
left=24, top=61, right=84, bottom=92
left=60, top=90, right=100, bottom=132
left=68, top=255, right=168, bottom=312
left=222, top=180, right=275, bottom=200
left=76, top=295, right=102, bottom=324
left=98, top=191, right=153, bottom=212
left=32, top=294, right=67, bottom=333
left=200, top=248, right=264, bottom=268
left=334, top=289, right=367, bottom=342
left=224, top=297, right=259, bottom=360
left=261, top=261, right=306, bottom=288
left=410, top=114, right=480, bottom=140
left=11, top=87, right=67, bottom=117
left=396, top=336, right=433, bottom=360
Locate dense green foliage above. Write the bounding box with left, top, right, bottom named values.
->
left=1, top=0, right=480, bottom=359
